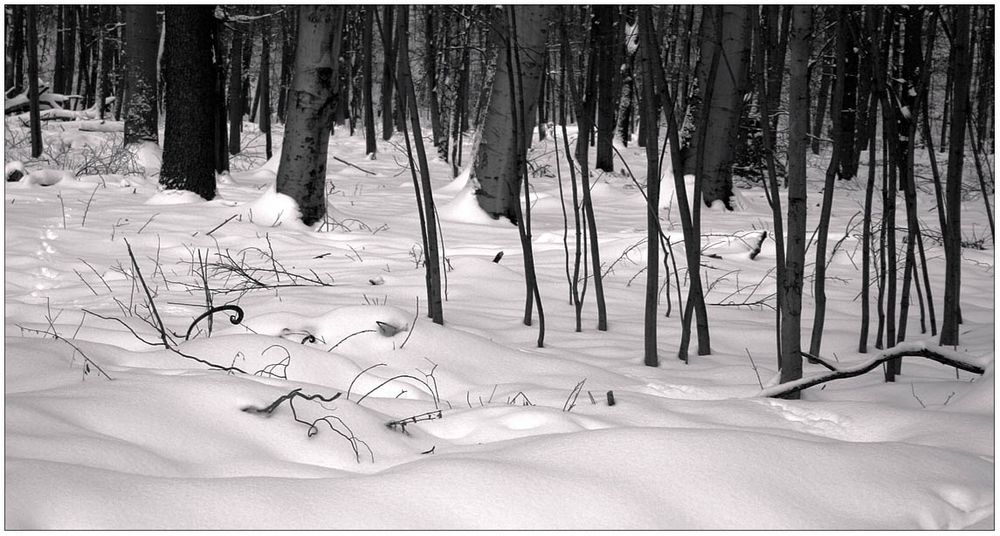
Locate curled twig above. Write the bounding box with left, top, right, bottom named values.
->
left=184, top=305, right=245, bottom=340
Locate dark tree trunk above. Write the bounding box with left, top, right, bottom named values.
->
left=227, top=23, right=244, bottom=155
left=424, top=6, right=445, bottom=152
left=275, top=6, right=344, bottom=226
left=213, top=14, right=228, bottom=174
left=259, top=14, right=272, bottom=160
left=362, top=7, right=377, bottom=156
left=838, top=8, right=861, bottom=180
left=26, top=6, right=42, bottom=158
left=940, top=6, right=972, bottom=347
left=124, top=6, right=159, bottom=145
left=811, top=55, right=833, bottom=155
left=380, top=6, right=395, bottom=140
left=683, top=6, right=752, bottom=209
left=54, top=7, right=66, bottom=97
left=594, top=6, right=619, bottom=172
left=638, top=7, right=661, bottom=366
left=97, top=6, right=115, bottom=120
left=780, top=5, right=812, bottom=395
left=160, top=6, right=218, bottom=200
left=276, top=8, right=296, bottom=124
left=11, top=6, right=25, bottom=95
left=240, top=21, right=254, bottom=119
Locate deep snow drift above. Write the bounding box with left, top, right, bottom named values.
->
left=3, top=117, right=994, bottom=529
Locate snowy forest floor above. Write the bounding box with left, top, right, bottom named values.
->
left=3, top=117, right=995, bottom=529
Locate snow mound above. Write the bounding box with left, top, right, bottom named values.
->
left=438, top=184, right=497, bottom=224
left=244, top=185, right=309, bottom=230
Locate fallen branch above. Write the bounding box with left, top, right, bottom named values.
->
left=761, top=342, right=988, bottom=398
left=333, top=155, right=376, bottom=175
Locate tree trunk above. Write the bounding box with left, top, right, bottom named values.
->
left=227, top=22, right=244, bottom=155
left=940, top=6, right=972, bottom=347
left=395, top=6, right=445, bottom=325
left=838, top=7, right=861, bottom=180
left=594, top=6, right=619, bottom=172
left=780, top=5, right=812, bottom=396
left=380, top=6, right=395, bottom=141
left=362, top=7, right=377, bottom=156
left=808, top=7, right=847, bottom=356
left=424, top=6, right=445, bottom=153
left=11, top=6, right=25, bottom=95
left=124, top=6, right=159, bottom=145
left=259, top=14, right=272, bottom=160
left=472, top=5, right=550, bottom=222
left=683, top=6, right=752, bottom=209
left=26, top=6, right=42, bottom=158
left=54, top=7, right=66, bottom=97
left=275, top=6, right=344, bottom=226
left=638, top=8, right=662, bottom=366
left=161, top=6, right=218, bottom=199
left=811, top=55, right=833, bottom=155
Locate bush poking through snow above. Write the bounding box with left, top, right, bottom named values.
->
left=242, top=388, right=374, bottom=463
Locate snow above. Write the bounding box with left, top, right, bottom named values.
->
left=3, top=117, right=994, bottom=529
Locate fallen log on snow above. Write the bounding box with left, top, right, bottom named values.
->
left=760, top=341, right=989, bottom=398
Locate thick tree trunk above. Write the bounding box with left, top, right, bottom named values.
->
left=212, top=15, right=228, bottom=174
left=124, top=6, right=159, bottom=145
left=424, top=6, right=445, bottom=153
left=839, top=7, right=861, bottom=180
left=54, top=7, right=66, bottom=97
left=811, top=55, right=833, bottom=155
left=275, top=6, right=344, bottom=226
left=940, top=7, right=972, bottom=347
left=472, top=6, right=550, bottom=222
left=160, top=6, right=218, bottom=200
left=26, top=6, right=42, bottom=158
left=683, top=6, right=752, bottom=209
left=594, top=6, right=619, bottom=172
left=780, top=5, right=812, bottom=396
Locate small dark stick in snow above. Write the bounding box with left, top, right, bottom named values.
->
left=492, top=251, right=504, bottom=263
left=606, top=390, right=616, bottom=406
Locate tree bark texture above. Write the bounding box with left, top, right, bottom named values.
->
left=594, top=6, right=619, bottom=172
left=124, top=6, right=160, bottom=145
left=362, top=7, right=377, bottom=156
left=227, top=21, right=244, bottom=154
left=940, top=6, right=972, bottom=347
left=275, top=5, right=344, bottom=226
left=472, top=6, right=551, bottom=222
left=26, top=6, right=42, bottom=158
left=160, top=6, right=218, bottom=200
left=780, top=5, right=812, bottom=395
left=683, top=6, right=751, bottom=209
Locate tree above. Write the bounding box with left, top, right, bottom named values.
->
left=274, top=5, right=344, bottom=226
left=259, top=13, right=272, bottom=160
left=380, top=6, right=395, bottom=141
left=780, top=5, right=812, bottom=396
left=361, top=7, right=377, bottom=156
left=683, top=6, right=752, bottom=209
left=26, top=5, right=42, bottom=158
left=594, top=6, right=619, bottom=172
left=227, top=13, right=244, bottom=155
left=472, top=5, right=551, bottom=221
left=940, top=6, right=973, bottom=347
left=160, top=6, right=218, bottom=200
left=638, top=7, right=662, bottom=366
left=124, top=6, right=159, bottom=145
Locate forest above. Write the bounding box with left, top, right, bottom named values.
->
left=3, top=5, right=996, bottom=530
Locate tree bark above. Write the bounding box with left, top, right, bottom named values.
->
left=638, top=8, right=661, bottom=366
left=275, top=6, right=344, bottom=226
left=124, top=6, right=159, bottom=145
left=161, top=6, right=218, bottom=200
left=940, top=6, right=973, bottom=347
left=26, top=6, right=42, bottom=158
left=594, top=6, right=619, bottom=172
left=683, top=6, right=752, bottom=209
left=362, top=7, right=377, bottom=156
left=227, top=21, right=244, bottom=155
left=11, top=6, right=25, bottom=95
left=472, top=6, right=550, bottom=222
left=810, top=54, right=833, bottom=155
left=380, top=6, right=395, bottom=141
left=780, top=5, right=812, bottom=396
left=259, top=14, right=272, bottom=160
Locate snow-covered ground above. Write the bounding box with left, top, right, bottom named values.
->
left=3, top=118, right=994, bottom=529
